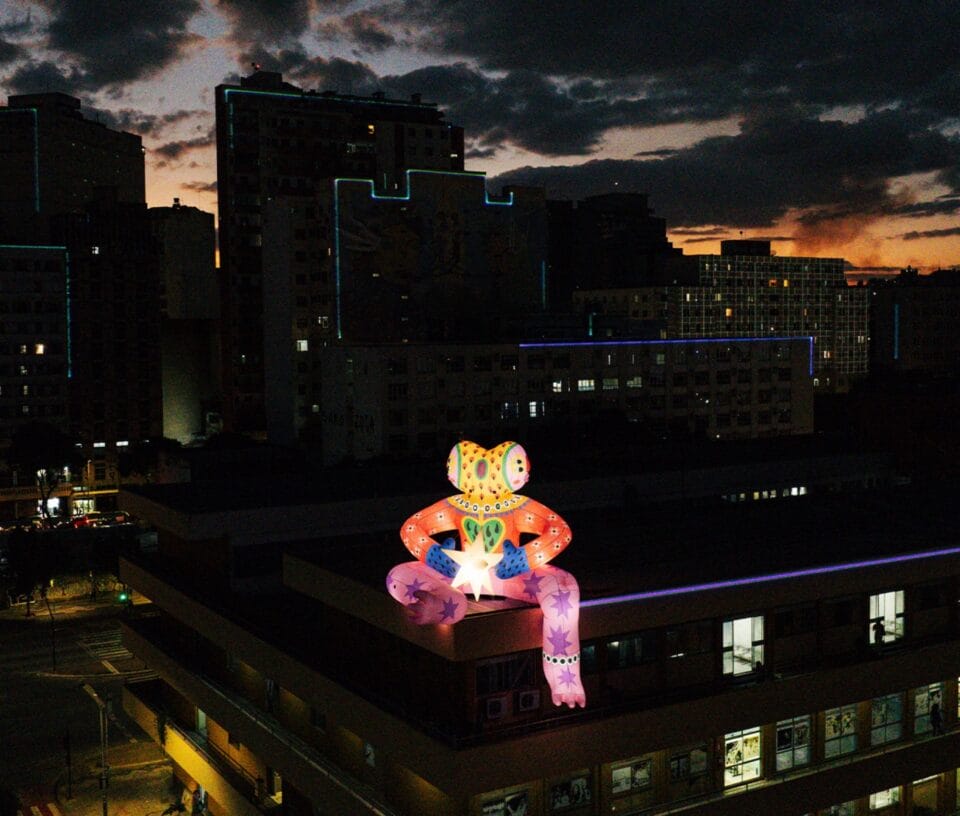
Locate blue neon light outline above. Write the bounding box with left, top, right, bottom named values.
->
left=582, top=544, right=960, bottom=608
left=893, top=303, right=900, bottom=361
left=333, top=170, right=515, bottom=339
left=0, top=244, right=71, bottom=376
left=519, top=336, right=816, bottom=377
left=0, top=108, right=40, bottom=211
left=540, top=260, right=547, bottom=310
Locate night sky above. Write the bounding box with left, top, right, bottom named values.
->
left=1, top=1, right=958, bottom=275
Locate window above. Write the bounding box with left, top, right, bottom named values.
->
left=669, top=746, right=707, bottom=782
left=871, top=693, right=902, bottom=745
left=549, top=773, right=591, bottom=811
left=611, top=758, right=652, bottom=793
left=775, top=715, right=811, bottom=771
left=913, top=683, right=942, bottom=734
left=296, top=339, right=308, bottom=352
left=551, top=380, right=563, bottom=393
left=577, top=379, right=595, bottom=392
left=722, top=615, right=764, bottom=675
left=869, top=590, right=904, bottom=643
left=606, top=632, right=657, bottom=668
left=626, top=376, right=642, bottom=388
left=724, top=727, right=761, bottom=786
left=666, top=620, right=712, bottom=658
left=602, top=378, right=618, bottom=391
left=869, top=786, right=900, bottom=810
left=824, top=803, right=854, bottom=816
left=824, top=704, right=857, bottom=757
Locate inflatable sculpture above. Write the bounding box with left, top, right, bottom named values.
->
left=387, top=441, right=585, bottom=708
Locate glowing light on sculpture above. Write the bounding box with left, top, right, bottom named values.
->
left=387, top=441, right=585, bottom=708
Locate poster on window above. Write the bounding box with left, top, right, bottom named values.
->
left=550, top=776, right=591, bottom=810
left=482, top=792, right=528, bottom=816
left=611, top=759, right=652, bottom=793
left=742, top=733, right=760, bottom=761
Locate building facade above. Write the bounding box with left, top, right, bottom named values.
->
left=215, top=70, right=465, bottom=434
left=0, top=92, right=144, bottom=243
left=148, top=199, right=220, bottom=444
left=118, top=479, right=960, bottom=816
left=317, top=337, right=814, bottom=464
left=574, top=242, right=869, bottom=392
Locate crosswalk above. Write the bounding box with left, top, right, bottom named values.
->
left=21, top=802, right=62, bottom=816
left=0, top=625, right=155, bottom=680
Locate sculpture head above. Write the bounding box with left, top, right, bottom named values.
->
left=446, top=440, right=530, bottom=504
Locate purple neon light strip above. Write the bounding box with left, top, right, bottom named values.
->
left=581, top=544, right=960, bottom=608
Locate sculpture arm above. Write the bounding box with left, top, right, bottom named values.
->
left=400, top=499, right=460, bottom=576
left=497, top=498, right=572, bottom=578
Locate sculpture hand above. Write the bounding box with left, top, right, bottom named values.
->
left=495, top=539, right=530, bottom=579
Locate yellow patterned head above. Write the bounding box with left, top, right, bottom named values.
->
left=447, top=440, right=530, bottom=503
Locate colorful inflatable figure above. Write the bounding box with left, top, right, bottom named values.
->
left=387, top=441, right=585, bottom=708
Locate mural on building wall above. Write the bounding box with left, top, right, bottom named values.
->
left=387, top=440, right=585, bottom=707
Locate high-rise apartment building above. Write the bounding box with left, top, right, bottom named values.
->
left=0, top=92, right=160, bottom=507
left=215, top=70, right=466, bottom=434
left=148, top=199, right=220, bottom=444
left=260, top=171, right=548, bottom=445
left=575, top=241, right=869, bottom=392
left=0, top=92, right=144, bottom=243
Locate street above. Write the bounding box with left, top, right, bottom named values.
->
left=0, top=596, right=173, bottom=815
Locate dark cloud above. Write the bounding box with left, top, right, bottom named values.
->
left=181, top=179, right=218, bottom=193
left=900, top=227, right=960, bottom=241
left=0, top=37, right=25, bottom=67
left=87, top=107, right=210, bottom=138
left=893, top=195, right=960, bottom=218
left=489, top=109, right=960, bottom=230
left=670, top=227, right=728, bottom=236
left=5, top=60, right=87, bottom=96
left=381, top=1, right=960, bottom=124
left=153, top=128, right=216, bottom=159
left=214, top=0, right=315, bottom=48
left=36, top=0, right=202, bottom=92
left=317, top=12, right=397, bottom=53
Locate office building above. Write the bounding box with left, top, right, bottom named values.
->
left=118, top=470, right=959, bottom=816
left=215, top=70, right=465, bottom=434
left=316, top=336, right=814, bottom=464
left=574, top=241, right=869, bottom=392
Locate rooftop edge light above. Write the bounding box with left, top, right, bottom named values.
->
left=582, top=544, right=960, bottom=608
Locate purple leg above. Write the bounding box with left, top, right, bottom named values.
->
left=494, top=566, right=585, bottom=708
left=386, top=561, right=466, bottom=625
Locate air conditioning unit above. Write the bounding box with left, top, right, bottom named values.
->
left=517, top=690, right=541, bottom=712
left=485, top=695, right=510, bottom=720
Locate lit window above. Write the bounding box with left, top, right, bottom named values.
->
left=296, top=339, right=309, bottom=352
left=768, top=279, right=778, bottom=287
left=367, top=124, right=375, bottom=134
left=611, top=758, right=652, bottom=793
left=91, top=246, right=99, bottom=255
left=722, top=615, right=764, bottom=675
left=602, top=378, right=618, bottom=391
left=913, top=683, right=942, bottom=734
left=21, top=385, right=29, bottom=396
left=551, top=380, right=563, bottom=393
left=34, top=343, right=45, bottom=355
left=19, top=344, right=27, bottom=354
left=577, top=379, right=595, bottom=392
left=869, top=590, right=904, bottom=643
left=116, top=440, right=129, bottom=447
left=783, top=279, right=790, bottom=288
left=775, top=716, right=811, bottom=771
left=93, top=442, right=106, bottom=448
left=869, top=787, right=900, bottom=810
left=725, top=308, right=733, bottom=317
left=626, top=376, right=642, bottom=388
left=311, top=404, right=319, bottom=413
left=824, top=704, right=857, bottom=757
left=825, top=803, right=855, bottom=816
left=871, top=693, right=902, bottom=745
left=655, top=353, right=665, bottom=365
left=723, top=726, right=761, bottom=786
left=822, top=350, right=832, bottom=359
left=528, top=401, right=545, bottom=418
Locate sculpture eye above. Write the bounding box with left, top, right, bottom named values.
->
left=502, top=443, right=530, bottom=490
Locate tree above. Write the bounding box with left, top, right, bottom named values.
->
left=117, top=437, right=182, bottom=482
left=8, top=422, right=80, bottom=527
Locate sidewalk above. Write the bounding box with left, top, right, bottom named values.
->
left=57, top=729, right=178, bottom=816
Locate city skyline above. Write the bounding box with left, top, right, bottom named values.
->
left=1, top=1, right=958, bottom=275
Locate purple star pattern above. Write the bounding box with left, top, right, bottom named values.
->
left=440, top=598, right=459, bottom=621
left=522, top=572, right=544, bottom=599
left=550, top=590, right=573, bottom=618
left=403, top=578, right=425, bottom=600
left=558, top=667, right=577, bottom=687
left=547, top=626, right=572, bottom=655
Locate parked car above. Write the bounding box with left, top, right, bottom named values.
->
left=71, top=511, right=103, bottom=528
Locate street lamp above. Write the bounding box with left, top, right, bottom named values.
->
left=80, top=682, right=109, bottom=816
